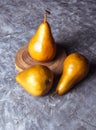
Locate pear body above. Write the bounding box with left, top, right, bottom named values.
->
left=56, top=53, right=90, bottom=95
left=28, top=22, right=56, bottom=62
left=16, top=65, right=54, bottom=96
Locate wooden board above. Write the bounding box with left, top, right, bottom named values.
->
left=15, top=44, right=67, bottom=75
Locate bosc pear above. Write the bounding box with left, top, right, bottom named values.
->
left=15, top=65, right=54, bottom=96
left=28, top=10, right=56, bottom=62
left=56, top=53, right=90, bottom=95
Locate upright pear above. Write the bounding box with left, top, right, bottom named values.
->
left=28, top=10, right=56, bottom=62
left=56, top=53, right=90, bottom=95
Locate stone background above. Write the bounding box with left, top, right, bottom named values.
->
left=0, top=0, right=96, bottom=130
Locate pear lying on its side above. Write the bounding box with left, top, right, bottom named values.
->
left=16, top=65, right=54, bottom=96
left=56, top=53, right=90, bottom=95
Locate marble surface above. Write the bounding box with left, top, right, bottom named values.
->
left=0, top=0, right=96, bottom=130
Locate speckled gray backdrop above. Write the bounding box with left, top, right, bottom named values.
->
left=0, top=0, right=96, bottom=130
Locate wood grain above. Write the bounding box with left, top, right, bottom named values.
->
left=15, top=44, right=67, bottom=75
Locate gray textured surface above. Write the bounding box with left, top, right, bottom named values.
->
left=0, top=0, right=96, bottom=130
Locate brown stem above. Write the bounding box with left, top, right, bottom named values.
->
left=50, top=91, right=58, bottom=97
left=44, top=9, right=51, bottom=22
left=44, top=10, right=47, bottom=22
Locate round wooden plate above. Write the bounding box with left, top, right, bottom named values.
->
left=15, top=44, right=67, bottom=75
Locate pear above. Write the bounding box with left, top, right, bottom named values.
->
left=28, top=10, right=56, bottom=62
left=16, top=65, right=54, bottom=96
left=56, top=53, right=90, bottom=95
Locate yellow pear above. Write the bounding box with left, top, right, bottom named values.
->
left=56, top=53, right=90, bottom=95
left=28, top=10, right=56, bottom=62
left=16, top=65, right=54, bottom=96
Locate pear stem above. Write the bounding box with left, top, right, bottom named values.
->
left=44, top=10, right=50, bottom=22
left=50, top=91, right=58, bottom=97
left=44, top=10, right=47, bottom=22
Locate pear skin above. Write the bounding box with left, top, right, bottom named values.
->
left=56, top=53, right=90, bottom=95
left=16, top=65, right=54, bottom=96
left=28, top=12, right=56, bottom=62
